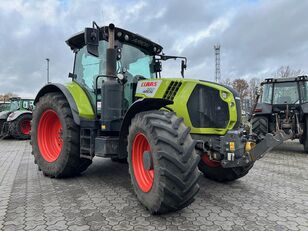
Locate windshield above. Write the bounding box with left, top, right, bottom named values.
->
left=273, top=82, right=299, bottom=104
left=261, top=83, right=273, bottom=103
left=118, top=44, right=154, bottom=79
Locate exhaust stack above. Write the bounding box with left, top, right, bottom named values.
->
left=101, top=23, right=123, bottom=132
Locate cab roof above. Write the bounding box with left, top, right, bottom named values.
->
left=261, top=75, right=308, bottom=85
left=66, top=26, right=163, bottom=56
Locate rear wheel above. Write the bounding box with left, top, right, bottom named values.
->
left=252, top=116, right=268, bottom=137
left=127, top=111, right=200, bottom=214
left=10, top=114, right=32, bottom=140
left=303, top=117, right=308, bottom=153
left=0, top=119, right=5, bottom=136
left=198, top=154, right=254, bottom=182
left=31, top=92, right=92, bottom=178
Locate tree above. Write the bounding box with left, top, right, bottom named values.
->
left=275, top=66, right=304, bottom=78
left=232, top=79, right=249, bottom=101
left=0, top=93, right=18, bottom=102
left=221, top=78, right=232, bottom=87
left=248, top=77, right=261, bottom=105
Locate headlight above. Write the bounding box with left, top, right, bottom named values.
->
left=221, top=91, right=228, bottom=99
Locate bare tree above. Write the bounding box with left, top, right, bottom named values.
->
left=221, top=78, right=232, bottom=87
left=249, top=77, right=261, bottom=105
left=275, top=66, right=304, bottom=78
left=0, top=93, right=18, bottom=102
left=232, top=79, right=249, bottom=101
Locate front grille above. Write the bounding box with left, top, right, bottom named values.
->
left=163, top=81, right=182, bottom=100
left=187, top=85, right=229, bottom=128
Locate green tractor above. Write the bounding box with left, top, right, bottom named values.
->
left=31, top=23, right=289, bottom=214
left=0, top=97, right=34, bottom=139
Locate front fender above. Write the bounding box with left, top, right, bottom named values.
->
left=118, top=98, right=173, bottom=158
left=34, top=83, right=81, bottom=125
left=7, top=110, right=32, bottom=122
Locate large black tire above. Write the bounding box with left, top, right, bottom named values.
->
left=303, top=117, right=308, bottom=153
left=252, top=116, right=268, bottom=137
left=127, top=110, right=200, bottom=214
left=198, top=156, right=254, bottom=182
left=10, top=113, right=32, bottom=140
left=0, top=119, right=5, bottom=136
left=111, top=157, right=127, bottom=163
left=31, top=92, right=92, bottom=178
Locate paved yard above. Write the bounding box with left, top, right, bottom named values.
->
left=0, top=140, right=307, bottom=231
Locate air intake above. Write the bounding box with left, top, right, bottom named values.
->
left=163, top=81, right=182, bottom=100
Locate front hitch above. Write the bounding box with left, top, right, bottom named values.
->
left=220, top=130, right=292, bottom=168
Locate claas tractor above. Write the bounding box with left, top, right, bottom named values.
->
left=31, top=22, right=289, bottom=214
left=252, top=76, right=308, bottom=152
left=0, top=97, right=34, bottom=139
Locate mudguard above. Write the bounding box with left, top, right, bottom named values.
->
left=7, top=111, right=32, bottom=122
left=117, top=98, right=173, bottom=158
left=0, top=111, right=10, bottom=120
left=34, top=83, right=81, bottom=125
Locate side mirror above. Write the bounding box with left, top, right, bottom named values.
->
left=85, top=27, right=99, bottom=57
left=181, top=60, right=187, bottom=78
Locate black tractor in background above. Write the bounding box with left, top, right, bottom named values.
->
left=252, top=76, right=308, bottom=152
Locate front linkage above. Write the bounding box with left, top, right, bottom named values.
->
left=213, top=129, right=292, bottom=168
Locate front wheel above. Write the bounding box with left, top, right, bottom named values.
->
left=31, top=92, right=92, bottom=178
left=127, top=111, right=200, bottom=214
left=252, top=116, right=268, bottom=137
left=198, top=154, right=254, bottom=182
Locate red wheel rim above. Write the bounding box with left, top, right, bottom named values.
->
left=37, top=110, right=63, bottom=162
left=132, top=133, right=154, bottom=192
left=20, top=119, right=31, bottom=135
left=202, top=154, right=221, bottom=168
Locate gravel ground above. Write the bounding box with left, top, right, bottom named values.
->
left=0, top=139, right=307, bottom=231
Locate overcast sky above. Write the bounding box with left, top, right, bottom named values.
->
left=0, top=0, right=307, bottom=97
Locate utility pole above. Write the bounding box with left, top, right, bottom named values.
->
left=214, top=44, right=221, bottom=83
left=46, top=58, right=50, bottom=84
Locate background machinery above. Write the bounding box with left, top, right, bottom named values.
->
left=0, top=97, right=34, bottom=139
left=31, top=22, right=288, bottom=214
left=252, top=76, right=308, bottom=152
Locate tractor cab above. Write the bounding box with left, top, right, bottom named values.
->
left=66, top=24, right=186, bottom=113
left=7, top=97, right=34, bottom=112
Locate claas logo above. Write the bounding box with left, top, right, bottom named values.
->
left=141, top=82, right=157, bottom=87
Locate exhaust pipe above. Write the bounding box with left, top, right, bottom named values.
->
left=106, top=23, right=117, bottom=78
left=101, top=23, right=123, bottom=132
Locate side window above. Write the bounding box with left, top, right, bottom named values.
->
left=300, top=82, right=308, bottom=103
left=74, top=41, right=108, bottom=92
left=261, top=84, right=272, bottom=103
left=74, top=48, right=100, bottom=91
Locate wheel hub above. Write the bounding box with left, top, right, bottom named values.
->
left=37, top=110, right=63, bottom=163
left=20, top=119, right=31, bottom=135
left=143, top=151, right=153, bottom=170
left=132, top=133, right=154, bottom=193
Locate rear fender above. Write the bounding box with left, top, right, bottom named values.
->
left=34, top=83, right=81, bottom=125
left=254, top=103, right=272, bottom=115
left=118, top=98, right=173, bottom=158
left=7, top=111, right=32, bottom=122
left=0, top=111, right=10, bottom=120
